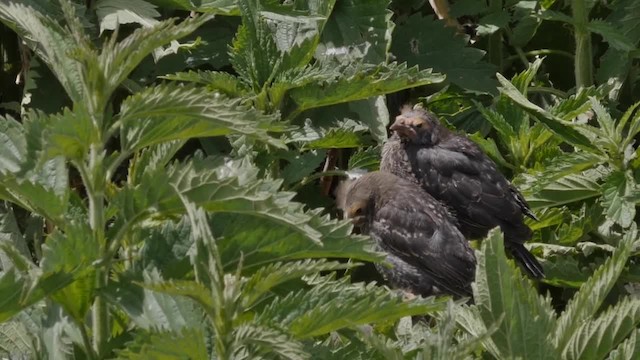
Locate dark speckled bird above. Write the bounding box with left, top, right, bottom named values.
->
left=336, top=171, right=476, bottom=298
left=381, top=106, right=544, bottom=279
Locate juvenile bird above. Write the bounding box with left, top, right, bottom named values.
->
left=336, top=171, right=476, bottom=298
left=381, top=106, right=544, bottom=278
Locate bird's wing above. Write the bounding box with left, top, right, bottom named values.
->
left=413, top=138, right=525, bottom=227
left=371, top=198, right=475, bottom=298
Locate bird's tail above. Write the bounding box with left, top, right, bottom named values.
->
left=507, top=243, right=545, bottom=279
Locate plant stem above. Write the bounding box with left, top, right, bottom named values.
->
left=87, top=144, right=108, bottom=356
left=527, top=86, right=569, bottom=98
left=290, top=169, right=349, bottom=191
left=105, top=150, right=131, bottom=181
left=77, top=320, right=98, bottom=360
left=505, top=49, right=575, bottom=63
left=487, top=0, right=504, bottom=70
left=571, top=0, right=593, bottom=88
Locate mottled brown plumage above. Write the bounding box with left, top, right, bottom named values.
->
left=381, top=106, right=544, bottom=278
left=337, top=171, right=476, bottom=298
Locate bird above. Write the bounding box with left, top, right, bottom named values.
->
left=336, top=171, right=476, bottom=298
left=381, top=105, right=544, bottom=279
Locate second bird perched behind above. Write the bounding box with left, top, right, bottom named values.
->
left=381, top=106, right=544, bottom=279
left=336, top=171, right=476, bottom=298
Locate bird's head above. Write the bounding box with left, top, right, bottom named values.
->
left=335, top=177, right=374, bottom=229
left=390, top=106, right=440, bottom=146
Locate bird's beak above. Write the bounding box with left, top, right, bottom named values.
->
left=350, top=215, right=366, bottom=227
left=390, top=120, right=418, bottom=141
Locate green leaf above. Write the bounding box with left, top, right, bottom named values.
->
left=106, top=271, right=206, bottom=331
left=116, top=328, right=209, bottom=359
left=230, top=0, right=282, bottom=91
left=317, top=0, right=392, bottom=64
left=449, top=0, right=487, bottom=17
left=289, top=62, right=444, bottom=111
left=587, top=20, right=636, bottom=52
left=595, top=0, right=640, bottom=96
left=607, top=329, right=640, bottom=360
left=0, top=264, right=77, bottom=323
left=23, top=109, right=99, bottom=163
left=0, top=157, right=69, bottom=223
left=476, top=10, right=510, bottom=36
left=524, top=172, right=602, bottom=209
left=162, top=70, right=250, bottom=97
left=212, top=213, right=380, bottom=271
left=114, top=155, right=376, bottom=262
left=522, top=151, right=604, bottom=191
left=263, top=0, right=336, bottom=70
left=233, top=324, right=309, bottom=359
left=257, top=275, right=447, bottom=338
left=135, top=218, right=192, bottom=279
left=0, top=203, right=31, bottom=271
left=497, top=73, right=595, bottom=151
left=510, top=56, right=543, bottom=95
left=39, top=222, right=99, bottom=321
left=118, top=83, right=285, bottom=153
left=565, top=297, right=640, bottom=360
left=0, top=270, right=27, bottom=322
left=541, top=253, right=591, bottom=288
left=476, top=102, right=516, bottom=142
left=127, top=141, right=185, bottom=187
left=554, top=204, right=601, bottom=246
left=347, top=97, right=390, bottom=144
left=511, top=14, right=542, bottom=47
left=618, top=101, right=640, bottom=150
left=589, top=97, right=621, bottom=149
left=281, top=150, right=326, bottom=187
left=468, top=133, right=512, bottom=170
left=287, top=115, right=371, bottom=147
left=0, top=320, right=34, bottom=358
left=554, top=225, right=638, bottom=354
left=474, top=229, right=557, bottom=359
left=392, top=14, right=497, bottom=94
left=455, top=305, right=502, bottom=359
left=550, top=87, right=601, bottom=122
left=98, top=14, right=213, bottom=102
left=539, top=9, right=574, bottom=24
left=0, top=115, right=26, bottom=174
left=146, top=0, right=238, bottom=14
left=601, top=170, right=638, bottom=228
left=307, top=129, right=365, bottom=149
left=0, top=1, right=84, bottom=102
left=348, top=146, right=381, bottom=170
left=141, top=279, right=215, bottom=315
left=95, top=0, right=160, bottom=34
left=242, top=259, right=357, bottom=307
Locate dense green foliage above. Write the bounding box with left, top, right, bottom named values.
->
left=0, top=0, right=640, bottom=358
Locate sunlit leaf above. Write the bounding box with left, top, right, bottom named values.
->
left=474, top=229, right=557, bottom=359
left=565, top=297, right=640, bottom=359
left=392, top=14, right=496, bottom=93
left=497, top=73, right=594, bottom=151
left=289, top=62, right=444, bottom=111
left=554, top=225, right=639, bottom=353
left=601, top=170, right=638, bottom=228
left=95, top=0, right=160, bottom=34
left=119, top=83, right=285, bottom=153
left=117, top=328, right=209, bottom=359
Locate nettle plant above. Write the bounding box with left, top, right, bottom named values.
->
left=462, top=57, right=640, bottom=291
left=459, top=228, right=640, bottom=360
left=0, top=0, right=446, bottom=358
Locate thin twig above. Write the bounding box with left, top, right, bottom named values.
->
left=320, top=149, right=339, bottom=196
